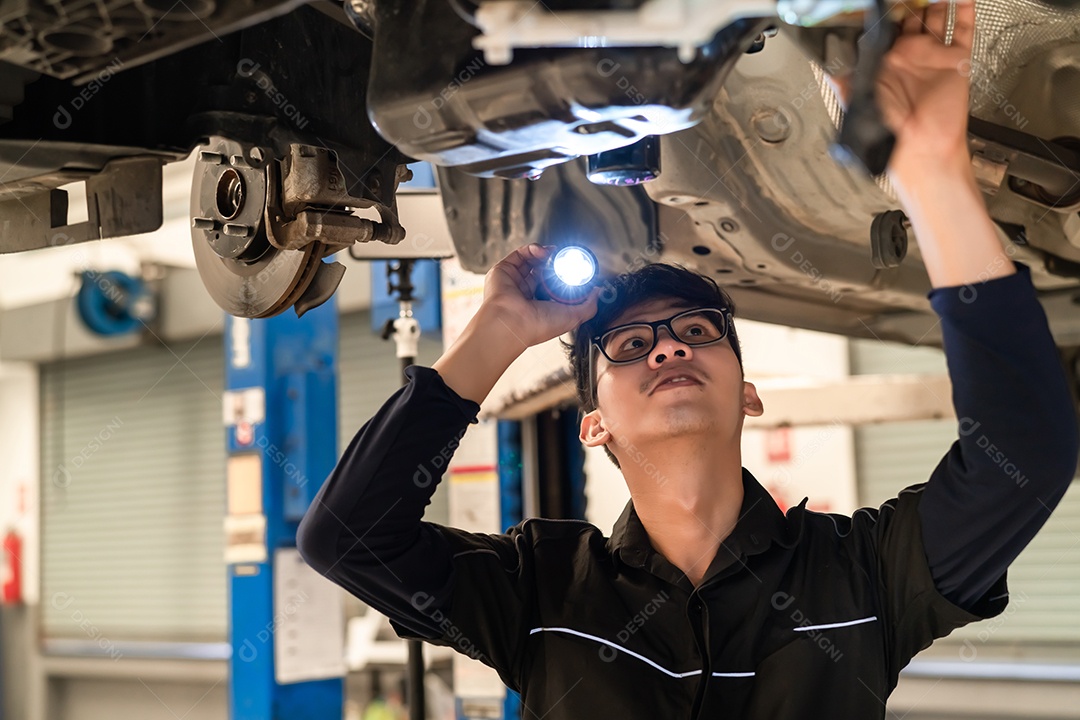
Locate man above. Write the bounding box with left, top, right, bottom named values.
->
left=298, top=2, right=1079, bottom=717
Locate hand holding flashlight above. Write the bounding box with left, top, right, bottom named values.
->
left=432, top=244, right=602, bottom=404
left=480, top=244, right=601, bottom=349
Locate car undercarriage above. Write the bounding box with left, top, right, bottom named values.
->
left=1, top=0, right=1079, bottom=350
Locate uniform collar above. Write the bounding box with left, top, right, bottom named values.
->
left=607, top=467, right=806, bottom=573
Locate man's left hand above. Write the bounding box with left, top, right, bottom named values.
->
left=830, top=0, right=976, bottom=183
left=878, top=0, right=975, bottom=181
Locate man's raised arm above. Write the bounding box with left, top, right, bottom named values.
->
left=846, top=0, right=1080, bottom=609
left=296, top=244, right=599, bottom=639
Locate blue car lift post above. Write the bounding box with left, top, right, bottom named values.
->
left=223, top=298, right=344, bottom=720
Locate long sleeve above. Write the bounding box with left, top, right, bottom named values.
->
left=919, top=262, right=1080, bottom=609
left=296, top=365, right=480, bottom=636
left=296, top=365, right=534, bottom=688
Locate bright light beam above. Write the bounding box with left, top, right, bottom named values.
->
left=539, top=245, right=599, bottom=304
left=552, top=246, right=597, bottom=286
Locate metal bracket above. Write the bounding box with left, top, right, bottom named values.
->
left=0, top=156, right=164, bottom=253
left=968, top=116, right=1080, bottom=210
left=472, top=0, right=778, bottom=64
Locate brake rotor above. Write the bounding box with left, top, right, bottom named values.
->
left=191, top=139, right=313, bottom=318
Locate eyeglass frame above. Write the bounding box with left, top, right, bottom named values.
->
left=586, top=306, right=734, bottom=404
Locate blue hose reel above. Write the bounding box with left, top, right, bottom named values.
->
left=76, top=270, right=156, bottom=336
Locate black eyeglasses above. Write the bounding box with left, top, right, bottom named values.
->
left=593, top=308, right=732, bottom=364
left=587, top=307, right=733, bottom=401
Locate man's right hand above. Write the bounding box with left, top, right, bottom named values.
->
left=482, top=244, right=602, bottom=349
left=433, top=244, right=601, bottom=405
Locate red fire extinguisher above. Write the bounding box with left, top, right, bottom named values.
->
left=2, top=528, right=22, bottom=605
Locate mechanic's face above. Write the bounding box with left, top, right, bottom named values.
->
left=579, top=297, right=762, bottom=460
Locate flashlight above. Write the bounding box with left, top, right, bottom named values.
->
left=537, top=245, right=599, bottom=304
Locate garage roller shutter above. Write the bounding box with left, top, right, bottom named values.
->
left=40, top=310, right=448, bottom=644
left=41, top=334, right=227, bottom=643
left=851, top=338, right=1080, bottom=643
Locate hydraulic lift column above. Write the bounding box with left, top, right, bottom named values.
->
left=223, top=300, right=345, bottom=720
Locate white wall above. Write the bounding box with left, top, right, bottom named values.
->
left=739, top=320, right=858, bottom=515
left=0, top=361, right=40, bottom=603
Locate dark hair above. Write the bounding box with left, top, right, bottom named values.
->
left=561, top=263, right=743, bottom=468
